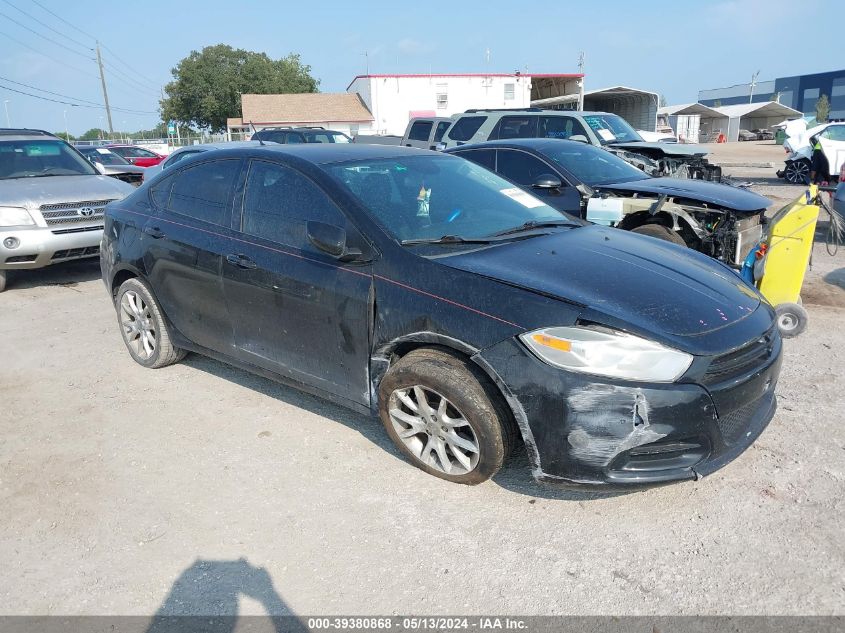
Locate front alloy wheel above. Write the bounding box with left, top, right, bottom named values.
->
left=388, top=386, right=480, bottom=475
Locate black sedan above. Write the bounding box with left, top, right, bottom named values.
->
left=445, top=138, right=771, bottom=267
left=101, top=144, right=781, bottom=488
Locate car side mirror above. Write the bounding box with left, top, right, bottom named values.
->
left=307, top=221, right=368, bottom=262
left=532, top=174, right=562, bottom=189
left=569, top=134, right=589, bottom=143
left=93, top=161, right=106, bottom=174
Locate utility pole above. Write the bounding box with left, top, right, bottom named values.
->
left=577, top=51, right=585, bottom=110
left=96, top=42, right=114, bottom=136
left=749, top=70, right=760, bottom=104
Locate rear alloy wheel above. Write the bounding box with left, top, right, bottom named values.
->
left=631, top=223, right=687, bottom=246
left=775, top=302, right=808, bottom=338
left=378, top=348, right=517, bottom=485
left=784, top=159, right=811, bottom=184
left=116, top=278, right=185, bottom=368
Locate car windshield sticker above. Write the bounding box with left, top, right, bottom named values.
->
left=417, top=186, right=431, bottom=217
left=96, top=148, right=112, bottom=154
left=597, top=129, right=616, bottom=142
left=500, top=187, right=545, bottom=208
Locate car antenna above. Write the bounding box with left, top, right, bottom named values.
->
left=249, top=121, right=264, bottom=145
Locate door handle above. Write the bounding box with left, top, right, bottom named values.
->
left=226, top=253, right=257, bottom=269
left=144, top=226, right=166, bottom=239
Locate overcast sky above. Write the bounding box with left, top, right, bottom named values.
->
left=0, top=0, right=839, bottom=135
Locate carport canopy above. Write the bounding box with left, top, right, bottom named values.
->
left=531, top=85, right=659, bottom=131
left=713, top=102, right=803, bottom=142
left=658, top=103, right=729, bottom=142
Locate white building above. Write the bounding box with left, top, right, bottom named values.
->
left=227, top=93, right=375, bottom=139
left=347, top=73, right=582, bottom=136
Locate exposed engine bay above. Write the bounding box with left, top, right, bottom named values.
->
left=587, top=192, right=765, bottom=266
left=606, top=147, right=723, bottom=182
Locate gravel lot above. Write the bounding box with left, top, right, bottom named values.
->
left=1, top=148, right=843, bottom=617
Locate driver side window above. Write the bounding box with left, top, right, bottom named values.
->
left=496, top=150, right=556, bottom=186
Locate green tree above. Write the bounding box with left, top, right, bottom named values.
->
left=713, top=99, right=722, bottom=108
left=79, top=128, right=107, bottom=141
left=160, top=44, right=319, bottom=132
left=53, top=131, right=75, bottom=141
left=816, top=94, right=830, bottom=123
left=659, top=94, right=668, bottom=107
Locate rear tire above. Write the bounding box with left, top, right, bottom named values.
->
left=631, top=223, right=687, bottom=246
left=115, top=278, right=186, bottom=368
left=775, top=302, right=808, bottom=338
left=378, top=347, right=516, bottom=485
left=784, top=159, right=810, bottom=184
left=0, top=270, right=6, bottom=293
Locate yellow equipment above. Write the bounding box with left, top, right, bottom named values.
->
left=748, top=186, right=821, bottom=337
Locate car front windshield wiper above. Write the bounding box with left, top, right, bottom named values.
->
left=490, top=219, right=581, bottom=237
left=401, top=234, right=496, bottom=245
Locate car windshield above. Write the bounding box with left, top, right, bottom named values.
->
left=540, top=142, right=650, bottom=186
left=82, top=148, right=131, bottom=166
left=305, top=132, right=351, bottom=144
left=0, top=139, right=97, bottom=179
left=582, top=114, right=643, bottom=145
left=325, top=155, right=569, bottom=243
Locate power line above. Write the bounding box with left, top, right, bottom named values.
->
left=1, top=0, right=92, bottom=53
left=100, top=59, right=161, bottom=97
left=31, top=0, right=95, bottom=40
left=0, top=77, right=158, bottom=115
left=0, top=10, right=94, bottom=60
left=0, top=30, right=99, bottom=80
left=100, top=43, right=162, bottom=90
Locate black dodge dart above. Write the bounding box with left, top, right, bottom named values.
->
left=101, top=144, right=782, bottom=487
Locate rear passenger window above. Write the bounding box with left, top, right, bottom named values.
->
left=285, top=133, right=305, bottom=144
left=167, top=160, right=239, bottom=225
left=495, top=116, right=538, bottom=139
left=453, top=149, right=495, bottom=170
left=540, top=116, right=588, bottom=140
left=241, top=160, right=345, bottom=248
left=447, top=116, right=487, bottom=141
left=408, top=121, right=433, bottom=142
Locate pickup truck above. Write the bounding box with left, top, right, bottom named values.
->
left=354, top=116, right=453, bottom=150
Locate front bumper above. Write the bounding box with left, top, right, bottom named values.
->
left=0, top=225, right=103, bottom=270
left=477, top=335, right=782, bottom=489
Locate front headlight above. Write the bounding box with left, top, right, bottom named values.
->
left=0, top=207, right=35, bottom=227
left=520, top=326, right=693, bottom=383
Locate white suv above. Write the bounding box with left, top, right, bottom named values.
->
left=0, top=129, right=135, bottom=292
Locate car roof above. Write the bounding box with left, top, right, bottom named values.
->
left=457, top=110, right=615, bottom=118
left=0, top=128, right=59, bottom=141
left=189, top=143, right=439, bottom=165
left=445, top=138, right=588, bottom=152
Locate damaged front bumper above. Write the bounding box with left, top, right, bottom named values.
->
left=476, top=334, right=782, bottom=489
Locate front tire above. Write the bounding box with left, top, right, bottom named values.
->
left=378, top=348, right=516, bottom=485
left=775, top=302, right=808, bottom=338
left=631, top=223, right=687, bottom=246
left=115, top=278, right=186, bottom=368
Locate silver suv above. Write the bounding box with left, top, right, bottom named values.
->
left=0, top=129, right=135, bottom=292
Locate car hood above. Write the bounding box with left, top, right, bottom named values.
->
left=99, top=164, right=146, bottom=176
left=610, top=141, right=708, bottom=157
left=440, top=226, right=760, bottom=338
left=596, top=177, right=770, bottom=211
left=0, top=174, right=134, bottom=209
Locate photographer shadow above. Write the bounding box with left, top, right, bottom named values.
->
left=146, top=557, right=307, bottom=633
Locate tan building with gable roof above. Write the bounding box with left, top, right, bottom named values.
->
left=227, top=93, right=374, bottom=140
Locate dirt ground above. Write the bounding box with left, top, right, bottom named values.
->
left=1, top=152, right=843, bottom=617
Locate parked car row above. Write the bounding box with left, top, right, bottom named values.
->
left=98, top=142, right=783, bottom=489
left=1, top=126, right=785, bottom=491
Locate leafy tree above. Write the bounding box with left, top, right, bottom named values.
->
left=816, top=94, right=830, bottom=123
left=53, top=131, right=75, bottom=141
left=713, top=99, right=722, bottom=108
left=659, top=94, right=668, bottom=108
left=79, top=128, right=107, bottom=141
left=161, top=44, right=319, bottom=132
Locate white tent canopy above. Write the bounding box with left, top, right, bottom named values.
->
left=713, top=102, right=802, bottom=142
left=658, top=103, right=729, bottom=142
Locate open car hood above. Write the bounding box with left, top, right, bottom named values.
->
left=596, top=177, right=771, bottom=212
left=440, top=226, right=761, bottom=338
